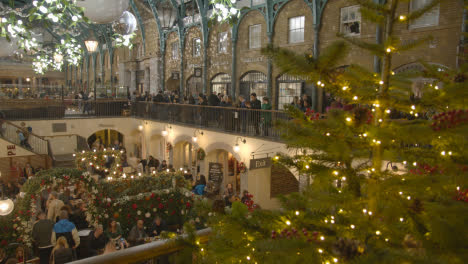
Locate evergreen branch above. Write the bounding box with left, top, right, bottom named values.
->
left=360, top=6, right=386, bottom=25
left=397, top=35, right=434, bottom=52
left=339, top=33, right=385, bottom=56
left=406, top=0, right=440, bottom=22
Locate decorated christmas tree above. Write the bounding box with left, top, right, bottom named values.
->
left=189, top=0, right=468, bottom=263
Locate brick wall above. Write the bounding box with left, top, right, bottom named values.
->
left=207, top=23, right=233, bottom=91
left=184, top=26, right=204, bottom=84
left=270, top=163, right=299, bottom=197
left=0, top=155, right=52, bottom=183
left=164, top=31, right=181, bottom=91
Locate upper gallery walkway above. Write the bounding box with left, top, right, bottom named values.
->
left=0, top=99, right=302, bottom=141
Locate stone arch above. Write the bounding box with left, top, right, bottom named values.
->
left=234, top=9, right=267, bottom=41
left=172, top=134, right=200, bottom=150
left=204, top=142, right=241, bottom=161
left=86, top=129, right=125, bottom=149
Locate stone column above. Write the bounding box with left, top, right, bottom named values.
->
left=18, top=77, right=23, bottom=97
left=144, top=67, right=150, bottom=93
left=130, top=70, right=137, bottom=94
left=298, top=174, right=311, bottom=193
left=149, top=58, right=159, bottom=94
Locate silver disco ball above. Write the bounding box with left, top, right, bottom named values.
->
left=112, top=11, right=138, bottom=35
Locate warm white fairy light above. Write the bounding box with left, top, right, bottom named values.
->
left=353, top=96, right=358, bottom=100
left=295, top=211, right=300, bottom=216
left=346, top=117, right=352, bottom=122
left=375, top=230, right=381, bottom=235
left=350, top=224, right=355, bottom=229
left=441, top=151, right=446, bottom=156
left=320, top=236, right=325, bottom=241
left=407, top=196, right=411, bottom=200
left=286, top=220, right=291, bottom=226
left=400, top=217, right=404, bottom=222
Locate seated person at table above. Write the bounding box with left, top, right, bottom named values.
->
left=105, top=219, right=123, bottom=241
left=147, top=216, right=167, bottom=237
left=223, top=183, right=235, bottom=207
left=127, top=220, right=148, bottom=246
left=192, top=174, right=206, bottom=195
left=89, top=224, right=108, bottom=256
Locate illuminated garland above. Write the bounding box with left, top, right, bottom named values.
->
left=0, top=0, right=135, bottom=74
left=74, top=149, right=123, bottom=178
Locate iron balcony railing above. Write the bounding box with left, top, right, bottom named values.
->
left=0, top=100, right=295, bottom=140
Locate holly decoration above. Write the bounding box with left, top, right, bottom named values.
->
left=454, top=188, right=468, bottom=203
left=431, top=110, right=468, bottom=131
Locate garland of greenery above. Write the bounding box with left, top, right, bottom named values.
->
left=197, top=148, right=206, bottom=161
left=0, top=168, right=208, bottom=249
left=74, top=149, right=123, bottom=178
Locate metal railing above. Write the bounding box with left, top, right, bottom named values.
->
left=69, top=228, right=211, bottom=264
left=0, top=119, right=49, bottom=155
left=134, top=102, right=290, bottom=139
left=0, top=99, right=292, bottom=140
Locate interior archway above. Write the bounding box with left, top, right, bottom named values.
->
left=87, top=129, right=124, bottom=149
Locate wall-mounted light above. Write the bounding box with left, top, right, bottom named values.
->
left=0, top=172, right=14, bottom=216
left=233, top=137, right=247, bottom=153
left=138, top=125, right=143, bottom=131
left=162, top=125, right=172, bottom=136
left=192, top=129, right=204, bottom=142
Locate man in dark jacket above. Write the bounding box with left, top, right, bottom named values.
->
left=89, top=225, right=107, bottom=256
left=51, top=211, right=80, bottom=252
left=32, top=212, right=55, bottom=264
left=153, top=90, right=165, bottom=103
left=250, top=93, right=262, bottom=135
left=127, top=220, right=147, bottom=247
left=147, top=216, right=167, bottom=237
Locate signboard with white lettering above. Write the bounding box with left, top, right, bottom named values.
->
left=209, top=162, right=223, bottom=183
left=249, top=158, right=272, bottom=170
left=7, top=145, right=16, bottom=156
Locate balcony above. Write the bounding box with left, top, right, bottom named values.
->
left=0, top=100, right=293, bottom=141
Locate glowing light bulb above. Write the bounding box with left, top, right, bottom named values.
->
left=318, top=249, right=323, bottom=253
left=375, top=230, right=381, bottom=235
left=295, top=211, right=300, bottom=216
left=363, top=209, right=367, bottom=213
left=441, top=151, right=446, bottom=156
left=286, top=220, right=291, bottom=226
left=342, top=86, right=348, bottom=91
left=350, top=224, right=355, bottom=229
left=407, top=196, right=411, bottom=200
left=305, top=165, right=310, bottom=169
left=326, top=132, right=330, bottom=136
left=399, top=15, right=406, bottom=20
left=400, top=217, right=404, bottom=222
left=346, top=117, right=352, bottom=122
left=353, top=96, right=358, bottom=100
left=413, top=162, right=417, bottom=166
left=386, top=48, right=392, bottom=53
left=162, top=130, right=168, bottom=136
left=379, top=80, right=384, bottom=85
left=333, top=258, right=338, bottom=263
left=448, top=151, right=452, bottom=155
left=320, top=236, right=325, bottom=241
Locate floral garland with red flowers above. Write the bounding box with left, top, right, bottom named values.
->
left=238, top=162, right=247, bottom=173
left=197, top=148, right=206, bottom=161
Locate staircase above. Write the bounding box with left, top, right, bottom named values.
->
left=0, top=119, right=49, bottom=156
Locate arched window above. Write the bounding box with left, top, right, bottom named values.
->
left=186, top=75, right=203, bottom=97
left=277, top=74, right=304, bottom=110
left=240, top=71, right=267, bottom=102
left=211, top=73, right=231, bottom=95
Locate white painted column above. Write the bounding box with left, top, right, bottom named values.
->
left=144, top=67, right=150, bottom=93
left=130, top=70, right=137, bottom=94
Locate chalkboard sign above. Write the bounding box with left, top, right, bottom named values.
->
left=209, top=162, right=223, bottom=183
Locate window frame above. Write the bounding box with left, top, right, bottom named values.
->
left=192, top=38, right=201, bottom=57
left=171, top=42, right=179, bottom=60
left=288, top=16, right=305, bottom=44
left=340, top=5, right=361, bottom=36
left=249, top=24, right=262, bottom=49
left=218, top=32, right=228, bottom=54
left=409, top=0, right=439, bottom=29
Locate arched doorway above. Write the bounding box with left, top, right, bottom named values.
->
left=173, top=141, right=197, bottom=172
left=186, top=75, right=202, bottom=97
left=393, top=62, right=448, bottom=99
left=204, top=149, right=241, bottom=196
left=240, top=71, right=267, bottom=102
left=87, top=129, right=124, bottom=149
left=211, top=73, right=231, bottom=95
left=277, top=74, right=305, bottom=110
left=166, top=77, right=179, bottom=93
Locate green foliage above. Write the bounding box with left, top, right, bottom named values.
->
left=189, top=0, right=468, bottom=263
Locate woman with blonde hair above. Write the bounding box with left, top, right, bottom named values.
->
left=50, top=237, right=73, bottom=264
